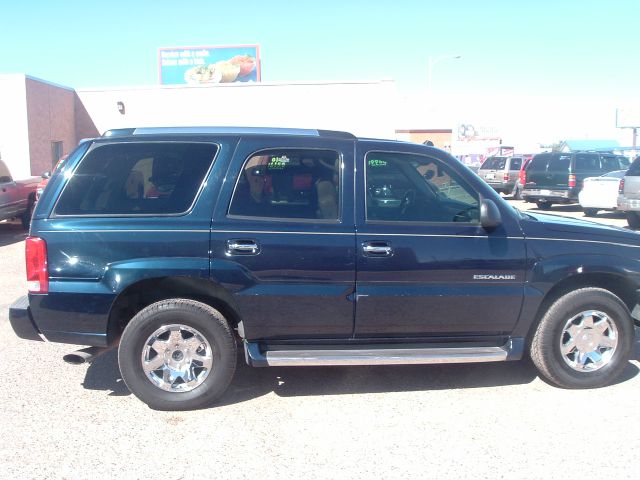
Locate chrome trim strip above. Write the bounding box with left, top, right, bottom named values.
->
left=264, top=344, right=509, bottom=366
left=526, top=237, right=640, bottom=249
left=37, top=332, right=49, bottom=342
left=211, top=229, right=353, bottom=236
left=37, top=229, right=210, bottom=233
left=358, top=233, right=527, bottom=240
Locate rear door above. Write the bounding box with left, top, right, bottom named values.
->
left=209, top=135, right=356, bottom=341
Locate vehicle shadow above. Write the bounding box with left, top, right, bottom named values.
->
left=81, top=347, right=640, bottom=406
left=0, top=221, right=27, bottom=247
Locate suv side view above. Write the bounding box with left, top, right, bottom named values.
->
left=523, top=152, right=629, bottom=210
left=8, top=127, right=640, bottom=410
left=617, top=155, right=640, bottom=228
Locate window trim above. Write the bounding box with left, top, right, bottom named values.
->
left=226, top=147, right=344, bottom=223
left=51, top=141, right=220, bottom=218
left=364, top=149, right=481, bottom=226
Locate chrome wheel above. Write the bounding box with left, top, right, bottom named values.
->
left=141, top=324, right=213, bottom=392
left=560, top=310, right=618, bottom=372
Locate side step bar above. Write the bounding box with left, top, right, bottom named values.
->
left=245, top=339, right=523, bottom=367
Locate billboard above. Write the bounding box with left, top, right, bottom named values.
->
left=616, top=107, right=640, bottom=128
left=159, top=45, right=261, bottom=85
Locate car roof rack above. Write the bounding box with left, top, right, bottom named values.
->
left=102, top=126, right=356, bottom=139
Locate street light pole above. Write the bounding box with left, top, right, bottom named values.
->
left=427, top=54, right=462, bottom=94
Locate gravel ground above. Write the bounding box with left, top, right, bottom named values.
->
left=1, top=201, right=639, bottom=480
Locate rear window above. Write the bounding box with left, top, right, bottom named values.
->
left=527, top=154, right=550, bottom=172
left=54, top=142, right=217, bottom=216
left=627, top=157, right=640, bottom=176
left=574, top=154, right=600, bottom=171
left=480, top=157, right=507, bottom=170
left=548, top=155, right=571, bottom=171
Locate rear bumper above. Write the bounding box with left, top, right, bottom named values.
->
left=9, top=295, right=45, bottom=342
left=617, top=195, right=640, bottom=212
left=523, top=188, right=576, bottom=204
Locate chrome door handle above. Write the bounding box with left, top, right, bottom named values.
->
left=362, top=242, right=393, bottom=257
left=227, top=240, right=260, bottom=255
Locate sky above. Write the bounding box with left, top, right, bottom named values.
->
left=1, top=0, right=639, bottom=146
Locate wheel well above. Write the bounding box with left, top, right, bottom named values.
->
left=106, top=276, right=242, bottom=345
left=525, top=272, right=639, bottom=349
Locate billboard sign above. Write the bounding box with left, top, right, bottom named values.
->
left=616, top=107, right=640, bottom=128
left=159, top=45, right=261, bottom=85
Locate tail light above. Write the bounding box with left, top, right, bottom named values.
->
left=503, top=172, right=509, bottom=181
left=619, top=178, right=625, bottom=194
left=26, top=236, right=48, bottom=294
left=568, top=174, right=576, bottom=188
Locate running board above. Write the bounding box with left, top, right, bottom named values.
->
left=244, top=339, right=523, bottom=367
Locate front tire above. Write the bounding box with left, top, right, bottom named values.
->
left=583, top=208, right=598, bottom=217
left=530, top=288, right=634, bottom=389
left=118, top=299, right=237, bottom=410
left=21, top=199, right=34, bottom=230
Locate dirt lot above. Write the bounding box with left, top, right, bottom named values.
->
left=1, top=201, right=639, bottom=479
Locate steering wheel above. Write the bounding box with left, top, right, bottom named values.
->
left=453, top=205, right=479, bottom=223
left=400, top=189, right=416, bottom=217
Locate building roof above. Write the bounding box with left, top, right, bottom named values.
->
left=560, top=139, right=621, bottom=152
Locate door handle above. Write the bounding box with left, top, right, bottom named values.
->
left=226, top=239, right=260, bottom=255
left=362, top=241, right=393, bottom=257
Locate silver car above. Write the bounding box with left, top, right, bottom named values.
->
left=617, top=156, right=640, bottom=228
left=477, top=156, right=523, bottom=194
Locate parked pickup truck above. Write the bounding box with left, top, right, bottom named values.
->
left=0, top=158, right=39, bottom=228
left=8, top=127, right=640, bottom=410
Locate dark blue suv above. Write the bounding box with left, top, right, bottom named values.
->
left=9, top=127, right=640, bottom=410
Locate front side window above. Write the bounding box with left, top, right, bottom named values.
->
left=55, top=142, right=217, bottom=216
left=366, top=152, right=480, bottom=223
left=228, top=149, right=340, bottom=220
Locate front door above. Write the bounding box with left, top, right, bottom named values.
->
left=354, top=142, right=526, bottom=338
left=209, top=135, right=356, bottom=341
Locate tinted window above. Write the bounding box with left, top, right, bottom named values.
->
left=480, top=157, right=507, bottom=170
left=55, top=142, right=216, bottom=216
left=527, top=154, right=550, bottom=172
left=574, top=153, right=600, bottom=171
left=548, top=154, right=571, bottom=171
left=228, top=149, right=340, bottom=220
left=510, top=158, right=522, bottom=170
left=366, top=152, right=479, bottom=223
left=627, top=157, right=640, bottom=176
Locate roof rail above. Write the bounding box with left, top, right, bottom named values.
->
left=120, top=126, right=355, bottom=139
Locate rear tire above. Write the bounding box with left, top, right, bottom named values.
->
left=118, top=299, right=237, bottom=410
left=536, top=201, right=552, bottom=210
left=626, top=211, right=640, bottom=229
left=583, top=208, right=598, bottom=217
left=530, top=288, right=634, bottom=389
left=21, top=199, right=34, bottom=230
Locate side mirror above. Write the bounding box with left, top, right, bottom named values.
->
left=41, top=171, right=51, bottom=179
left=480, top=199, right=502, bottom=230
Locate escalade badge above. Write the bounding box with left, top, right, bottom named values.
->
left=473, top=274, right=516, bottom=280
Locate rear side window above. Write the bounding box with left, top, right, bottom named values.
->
left=0, top=160, right=12, bottom=183
left=228, top=149, right=340, bottom=220
left=55, top=142, right=217, bottom=216
left=627, top=157, right=640, bottom=176
left=510, top=158, right=522, bottom=170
